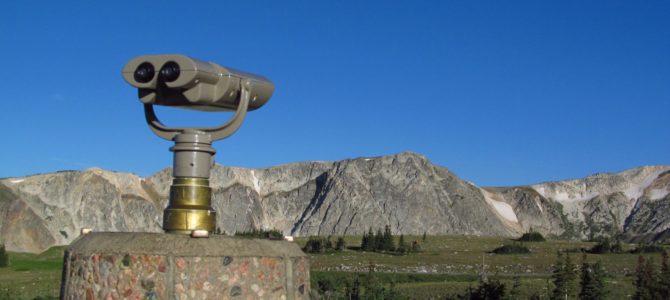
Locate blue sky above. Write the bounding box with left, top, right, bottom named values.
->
left=0, top=1, right=668, bottom=186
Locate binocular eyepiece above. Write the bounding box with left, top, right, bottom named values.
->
left=134, top=62, right=155, bottom=83
left=123, top=55, right=274, bottom=112
left=133, top=61, right=182, bottom=84
left=159, top=61, right=180, bottom=83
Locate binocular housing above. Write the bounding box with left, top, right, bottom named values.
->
left=122, top=54, right=274, bottom=112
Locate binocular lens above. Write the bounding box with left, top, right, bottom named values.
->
left=160, top=62, right=181, bottom=82
left=134, top=62, right=155, bottom=83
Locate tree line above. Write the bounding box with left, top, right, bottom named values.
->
left=303, top=225, right=424, bottom=254
left=361, top=226, right=422, bottom=254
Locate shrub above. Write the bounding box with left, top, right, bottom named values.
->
left=335, top=237, right=346, bottom=251
left=518, top=231, right=546, bottom=242
left=411, top=240, right=422, bottom=252
left=303, top=236, right=333, bottom=253
left=234, top=228, right=283, bottom=240
left=589, top=238, right=623, bottom=254
left=492, top=244, right=531, bottom=254
left=455, top=278, right=506, bottom=299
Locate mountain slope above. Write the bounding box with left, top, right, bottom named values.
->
left=1, top=152, right=668, bottom=253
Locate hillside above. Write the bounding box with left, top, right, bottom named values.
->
left=1, top=152, right=668, bottom=253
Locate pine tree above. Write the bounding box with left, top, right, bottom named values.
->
left=551, top=251, right=567, bottom=300
left=397, top=234, right=408, bottom=254
left=345, top=275, right=361, bottom=300
left=362, top=228, right=375, bottom=252
left=362, top=261, right=384, bottom=300
left=658, top=251, right=670, bottom=299
left=368, top=228, right=376, bottom=251
left=550, top=251, right=577, bottom=300
left=385, top=281, right=401, bottom=300
left=361, top=231, right=369, bottom=251
left=508, top=274, right=521, bottom=300
left=579, top=256, right=606, bottom=300
left=634, top=256, right=657, bottom=300
left=374, top=228, right=384, bottom=251
left=0, top=244, right=8, bottom=268
left=564, top=252, right=577, bottom=298
left=472, top=278, right=506, bottom=300
left=382, top=225, right=394, bottom=251
left=336, top=237, right=346, bottom=251
left=591, top=261, right=606, bottom=299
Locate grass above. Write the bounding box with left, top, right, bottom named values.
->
left=0, top=246, right=64, bottom=299
left=0, top=236, right=664, bottom=299
left=297, top=235, right=647, bottom=276
left=299, top=235, right=659, bottom=299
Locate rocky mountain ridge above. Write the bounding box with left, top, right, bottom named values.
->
left=1, top=152, right=668, bottom=253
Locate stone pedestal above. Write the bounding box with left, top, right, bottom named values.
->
left=60, top=232, right=310, bottom=300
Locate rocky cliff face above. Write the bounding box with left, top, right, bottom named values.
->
left=1, top=152, right=668, bottom=253
left=487, top=166, right=670, bottom=241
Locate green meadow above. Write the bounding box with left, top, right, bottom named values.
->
left=0, top=235, right=665, bottom=299
left=0, top=246, right=63, bottom=299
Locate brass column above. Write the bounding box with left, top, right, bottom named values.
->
left=163, top=131, right=216, bottom=233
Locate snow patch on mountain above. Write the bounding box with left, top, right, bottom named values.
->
left=649, top=189, right=669, bottom=200
left=481, top=189, right=518, bottom=223
left=250, top=170, right=261, bottom=195
left=531, top=166, right=670, bottom=204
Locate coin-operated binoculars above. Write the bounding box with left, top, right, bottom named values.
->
left=122, top=55, right=274, bottom=234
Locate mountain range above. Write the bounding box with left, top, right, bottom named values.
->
left=1, top=152, right=668, bottom=253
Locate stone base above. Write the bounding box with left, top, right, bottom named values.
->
left=60, top=232, right=310, bottom=300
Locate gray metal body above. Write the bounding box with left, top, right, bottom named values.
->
left=122, top=54, right=274, bottom=112
left=122, top=54, right=273, bottom=233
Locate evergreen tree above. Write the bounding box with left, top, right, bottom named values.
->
left=303, top=236, right=334, bottom=253
left=362, top=228, right=375, bottom=252
left=507, top=274, right=521, bottom=300
left=579, top=255, right=606, bottom=300
left=303, top=236, right=324, bottom=253
left=325, top=236, right=334, bottom=250
left=458, top=278, right=506, bottom=300
left=382, top=225, right=394, bottom=251
left=611, top=239, right=623, bottom=253
left=374, top=228, right=384, bottom=251
left=336, top=237, right=346, bottom=251
left=564, top=252, right=577, bottom=298
left=550, top=251, right=577, bottom=300
left=422, top=231, right=427, bottom=241
left=591, top=261, right=606, bottom=299
left=658, top=251, right=670, bottom=299
left=345, top=275, right=361, bottom=300
left=0, top=244, right=8, bottom=268
left=385, top=281, right=401, bottom=300
left=397, top=234, right=408, bottom=254
left=551, top=251, right=567, bottom=300
left=361, top=232, right=370, bottom=251
left=478, top=279, right=506, bottom=300
left=634, top=256, right=657, bottom=300
left=589, top=238, right=612, bottom=254
left=362, top=261, right=384, bottom=300
left=367, top=228, right=376, bottom=251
